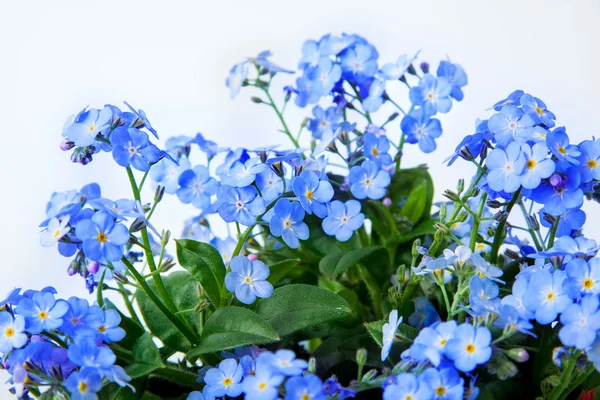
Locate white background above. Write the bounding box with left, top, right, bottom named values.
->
left=0, top=0, right=599, bottom=358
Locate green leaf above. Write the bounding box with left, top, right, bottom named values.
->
left=319, top=246, right=389, bottom=279
left=176, top=239, right=226, bottom=308
left=187, top=306, right=279, bottom=357
left=136, top=271, right=202, bottom=352
left=399, top=182, right=427, bottom=224
left=104, top=299, right=145, bottom=349
left=267, top=258, right=301, bottom=285
left=390, top=219, right=436, bottom=245
left=390, top=166, right=434, bottom=224
left=256, top=284, right=353, bottom=336
left=364, top=320, right=418, bottom=347
left=125, top=333, right=164, bottom=379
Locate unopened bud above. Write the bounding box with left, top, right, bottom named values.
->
left=383, top=197, right=392, bottom=207
left=154, top=185, right=165, bottom=202
left=419, top=62, right=430, bottom=74
left=471, top=187, right=480, bottom=197
left=283, top=89, right=292, bottom=103
left=250, top=97, right=264, bottom=104
left=456, top=179, right=465, bottom=194
left=494, top=210, right=509, bottom=222
left=362, top=369, right=378, bottom=382
left=526, top=214, right=540, bottom=231
left=443, top=190, right=459, bottom=202
left=270, top=161, right=285, bottom=177
left=486, top=199, right=503, bottom=209
left=161, top=230, right=171, bottom=247
left=387, top=112, right=399, bottom=123
left=194, top=298, right=211, bottom=313
left=160, top=258, right=176, bottom=272
left=407, top=65, right=417, bottom=75
left=67, top=260, right=80, bottom=276
left=434, top=230, right=446, bottom=243
left=412, top=239, right=422, bottom=258
left=356, top=348, right=367, bottom=368
left=87, top=261, right=100, bottom=275
left=113, top=271, right=129, bottom=285
left=130, top=219, right=146, bottom=232
left=543, top=213, right=556, bottom=225
left=459, top=147, right=475, bottom=162
left=247, top=253, right=258, bottom=262
left=307, top=357, right=317, bottom=374
left=549, top=173, right=563, bottom=187
left=506, top=348, right=529, bottom=363
left=439, top=203, right=447, bottom=221
left=457, top=211, right=469, bottom=223
left=60, top=139, right=75, bottom=151
left=504, top=249, right=521, bottom=260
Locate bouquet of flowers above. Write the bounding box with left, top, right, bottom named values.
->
left=3, top=33, right=600, bottom=399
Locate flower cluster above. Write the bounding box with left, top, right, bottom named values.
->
left=0, top=287, right=129, bottom=398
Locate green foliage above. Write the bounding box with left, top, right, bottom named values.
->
left=187, top=306, right=279, bottom=357
left=319, top=246, right=390, bottom=280
left=255, top=284, right=354, bottom=336
left=136, top=271, right=202, bottom=352
left=267, top=258, right=301, bottom=285
left=364, top=319, right=418, bottom=347
left=176, top=239, right=228, bottom=308
left=125, top=333, right=164, bottom=379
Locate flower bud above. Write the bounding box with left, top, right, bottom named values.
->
left=383, top=197, right=392, bottom=207
left=486, top=199, right=503, bottom=209
left=250, top=97, right=264, bottom=104
left=411, top=239, right=421, bottom=258
left=67, top=260, right=80, bottom=276
left=113, top=271, right=129, bottom=285
left=361, top=369, right=378, bottom=382
left=434, top=222, right=449, bottom=233
left=457, top=211, right=469, bottom=223
left=456, top=179, right=465, bottom=194
left=308, top=357, right=317, bottom=374
left=494, top=210, right=508, bottom=222
left=419, top=62, right=430, bottom=74
left=526, top=214, right=540, bottom=231
left=504, top=249, right=521, bottom=260
left=161, top=230, right=171, bottom=247
left=407, top=65, right=417, bottom=75
left=459, top=147, right=475, bottom=162
left=434, top=230, right=446, bottom=242
left=506, top=348, right=529, bottom=363
left=160, top=258, right=176, bottom=272
left=439, top=203, right=447, bottom=221
left=60, top=139, right=75, bottom=151
left=549, top=173, right=563, bottom=187
left=356, top=348, right=367, bottom=370
left=87, top=261, right=100, bottom=275
left=443, top=190, right=459, bottom=202
left=154, top=185, right=165, bottom=202
left=130, top=219, right=146, bottom=232
left=543, top=213, right=556, bottom=225
left=247, top=253, right=258, bottom=262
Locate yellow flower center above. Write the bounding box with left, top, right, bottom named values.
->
left=283, top=219, right=292, bottom=228
left=365, top=178, right=372, bottom=186
left=259, top=382, right=267, bottom=390
left=98, top=325, right=106, bottom=333
left=535, top=107, right=543, bottom=115
left=223, top=377, right=233, bottom=386
left=406, top=396, right=414, bottom=400
left=588, top=160, right=598, bottom=169
left=38, top=311, right=48, bottom=320
left=476, top=243, right=485, bottom=250
left=527, top=159, right=536, bottom=169
left=584, top=279, right=594, bottom=289
left=97, top=232, right=107, bottom=243
left=79, top=382, right=87, bottom=393
left=371, top=148, right=379, bottom=156
left=427, top=92, right=434, bottom=100
left=5, top=328, right=14, bottom=338
left=547, top=292, right=555, bottom=301
left=436, top=386, right=446, bottom=395
left=439, top=338, right=447, bottom=347
left=87, top=124, right=96, bottom=132
left=305, top=190, right=313, bottom=201
left=301, top=394, right=311, bottom=400
left=465, top=344, right=476, bottom=354
left=53, top=229, right=62, bottom=238
left=558, top=146, right=567, bottom=155
left=244, top=276, right=253, bottom=285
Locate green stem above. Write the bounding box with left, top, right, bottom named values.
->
left=138, top=171, right=149, bottom=192
left=517, top=199, right=544, bottom=251
left=96, top=268, right=107, bottom=308
left=260, top=87, right=300, bottom=148
left=232, top=197, right=281, bottom=259
left=121, top=256, right=198, bottom=343
left=126, top=168, right=181, bottom=317
left=490, top=188, right=521, bottom=265
left=395, top=133, right=406, bottom=172
left=548, top=216, right=561, bottom=248
left=469, top=192, right=488, bottom=251
left=153, top=366, right=204, bottom=390
left=549, top=351, right=581, bottom=400
left=560, top=362, right=595, bottom=400
left=437, top=281, right=452, bottom=319
left=119, top=282, right=142, bottom=326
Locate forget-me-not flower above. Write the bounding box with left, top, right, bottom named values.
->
left=269, top=199, right=309, bottom=249
left=292, top=170, right=334, bottom=218
left=322, top=200, right=365, bottom=241
left=217, top=185, right=266, bottom=226
left=225, top=256, right=273, bottom=304
left=75, top=211, right=129, bottom=262
left=349, top=160, right=390, bottom=200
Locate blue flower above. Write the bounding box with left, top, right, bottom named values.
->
left=224, top=256, right=273, bottom=304
left=364, top=132, right=392, bottom=166
left=340, top=43, right=378, bottom=84
left=494, top=304, right=535, bottom=336
left=322, top=200, right=365, bottom=242
left=468, top=276, right=500, bottom=315
left=488, top=105, right=534, bottom=147
left=88, top=307, right=125, bottom=343
left=485, top=141, right=526, bottom=193
left=254, top=50, right=293, bottom=74
left=17, top=292, right=68, bottom=334
left=67, top=107, right=113, bottom=147
left=531, top=168, right=583, bottom=216
left=40, top=216, right=71, bottom=247
left=559, top=295, right=600, bottom=349
left=211, top=237, right=237, bottom=265
left=123, top=101, right=159, bottom=139
left=222, top=157, right=269, bottom=188
left=284, top=374, right=326, bottom=400
left=217, top=185, right=266, bottom=226
left=383, top=373, right=432, bottom=400
left=292, top=170, right=334, bottom=218
left=75, top=212, right=129, bottom=262
left=308, top=105, right=341, bottom=139
left=547, top=127, right=580, bottom=165
left=204, top=358, right=244, bottom=398
left=305, top=57, right=342, bottom=94
left=523, top=269, right=571, bottom=325
left=408, top=296, right=440, bottom=329
left=0, top=313, right=27, bottom=354
left=61, top=297, right=95, bottom=337
left=111, top=127, right=162, bottom=172
left=362, top=79, right=385, bottom=113
left=409, top=321, right=457, bottom=367
left=177, top=165, right=219, bottom=209
left=226, top=62, right=249, bottom=98
left=255, top=169, right=284, bottom=203
left=381, top=310, right=402, bottom=361
left=564, top=258, right=600, bottom=299
left=401, top=109, right=443, bottom=153
left=258, top=349, right=308, bottom=376
left=242, top=360, right=284, bottom=400
left=445, top=323, right=492, bottom=372
left=535, top=235, right=600, bottom=258
left=421, top=367, right=464, bottom=400
left=539, top=206, right=586, bottom=237
left=501, top=277, right=534, bottom=320
left=269, top=199, right=309, bottom=249
left=65, top=368, right=103, bottom=400
left=380, top=51, right=420, bottom=81
left=409, top=74, right=453, bottom=115
left=519, top=142, right=555, bottom=189
left=577, top=139, right=600, bottom=183
left=437, top=60, right=468, bottom=101
left=67, top=337, right=117, bottom=374
left=150, top=156, right=191, bottom=194
left=349, top=160, right=390, bottom=200
left=520, top=93, right=555, bottom=128
left=489, top=90, right=524, bottom=111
